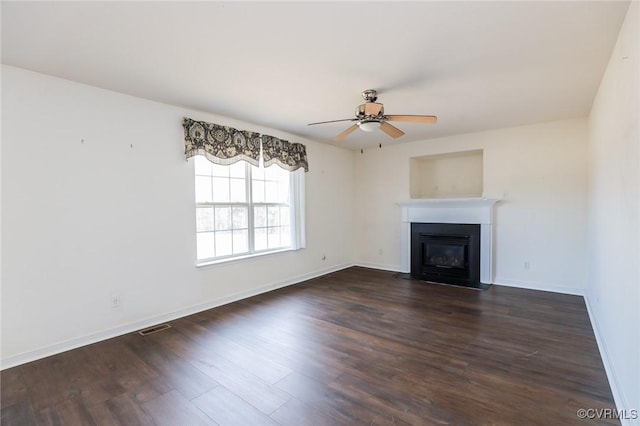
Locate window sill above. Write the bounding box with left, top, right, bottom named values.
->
left=196, top=247, right=296, bottom=269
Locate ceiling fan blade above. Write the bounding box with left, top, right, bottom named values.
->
left=363, top=102, right=384, bottom=116
left=386, top=115, right=438, bottom=124
left=380, top=122, right=405, bottom=138
left=335, top=124, right=359, bottom=141
left=307, top=118, right=356, bottom=126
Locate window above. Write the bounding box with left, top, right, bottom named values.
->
left=194, top=156, right=304, bottom=264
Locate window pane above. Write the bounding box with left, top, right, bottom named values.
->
left=251, top=164, right=264, bottom=180
left=267, top=227, right=281, bottom=248
left=195, top=156, right=213, bottom=176
left=265, top=181, right=278, bottom=203
left=232, top=207, right=248, bottom=229
left=197, top=232, right=215, bottom=260
left=267, top=206, right=280, bottom=227
left=278, top=179, right=290, bottom=203
left=233, top=230, right=248, bottom=254
left=252, top=180, right=265, bottom=203
left=215, top=206, right=231, bottom=230
left=230, top=178, right=246, bottom=202
left=274, top=181, right=289, bottom=204
left=280, top=206, right=290, bottom=226
left=195, top=160, right=299, bottom=262
left=212, top=177, right=230, bottom=202
left=195, top=176, right=212, bottom=203
left=254, top=206, right=267, bottom=228
left=264, top=165, right=282, bottom=180
left=229, top=161, right=245, bottom=178
left=255, top=228, right=267, bottom=251
left=211, top=163, right=229, bottom=177
left=215, top=231, right=232, bottom=257
left=281, top=226, right=291, bottom=246
left=196, top=207, right=214, bottom=232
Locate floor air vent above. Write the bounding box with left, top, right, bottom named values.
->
left=138, top=324, right=171, bottom=336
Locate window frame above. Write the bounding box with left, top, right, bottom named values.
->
left=194, top=157, right=305, bottom=266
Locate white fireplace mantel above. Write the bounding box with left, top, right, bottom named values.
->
left=397, top=198, right=500, bottom=284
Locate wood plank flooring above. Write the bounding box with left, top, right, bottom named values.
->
left=1, top=267, right=619, bottom=425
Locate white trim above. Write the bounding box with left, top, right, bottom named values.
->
left=0, top=262, right=352, bottom=370
left=397, top=197, right=499, bottom=210
left=493, top=277, right=584, bottom=296
left=351, top=265, right=587, bottom=296
left=196, top=247, right=294, bottom=268
left=583, top=296, right=639, bottom=426
left=354, top=262, right=403, bottom=273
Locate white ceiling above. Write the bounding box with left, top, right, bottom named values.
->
left=1, top=1, right=630, bottom=149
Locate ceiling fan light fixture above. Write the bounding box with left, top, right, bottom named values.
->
left=358, top=121, right=381, bottom=132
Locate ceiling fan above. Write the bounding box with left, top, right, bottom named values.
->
left=308, top=89, right=437, bottom=141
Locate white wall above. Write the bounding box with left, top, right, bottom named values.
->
left=353, top=118, right=589, bottom=294
left=587, top=2, right=639, bottom=421
left=0, top=65, right=355, bottom=367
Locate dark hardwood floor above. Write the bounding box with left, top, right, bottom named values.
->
left=1, top=267, right=618, bottom=425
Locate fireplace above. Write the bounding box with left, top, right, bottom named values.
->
left=398, top=198, right=499, bottom=287
left=411, top=223, right=481, bottom=288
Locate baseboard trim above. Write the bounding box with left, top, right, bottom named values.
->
left=0, top=263, right=353, bottom=370
left=583, top=295, right=638, bottom=426
left=493, top=277, right=585, bottom=296
left=354, top=267, right=586, bottom=297
left=353, top=262, right=402, bottom=273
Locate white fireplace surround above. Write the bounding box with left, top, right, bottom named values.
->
left=398, top=198, right=500, bottom=284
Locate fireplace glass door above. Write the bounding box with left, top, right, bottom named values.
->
left=424, top=237, right=468, bottom=270
left=411, top=223, right=481, bottom=288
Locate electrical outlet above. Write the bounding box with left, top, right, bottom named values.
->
left=111, top=293, right=121, bottom=308
left=524, top=261, right=530, bottom=270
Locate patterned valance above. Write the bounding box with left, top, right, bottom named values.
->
left=183, top=118, right=261, bottom=166
left=183, top=117, right=308, bottom=172
left=262, top=135, right=309, bottom=172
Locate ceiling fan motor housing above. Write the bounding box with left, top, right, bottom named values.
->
left=356, top=102, right=384, bottom=120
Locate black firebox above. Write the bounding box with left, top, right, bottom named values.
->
left=411, top=223, right=484, bottom=289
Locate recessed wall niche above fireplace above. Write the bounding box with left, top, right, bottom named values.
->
left=398, top=198, right=499, bottom=288
left=410, top=150, right=483, bottom=199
